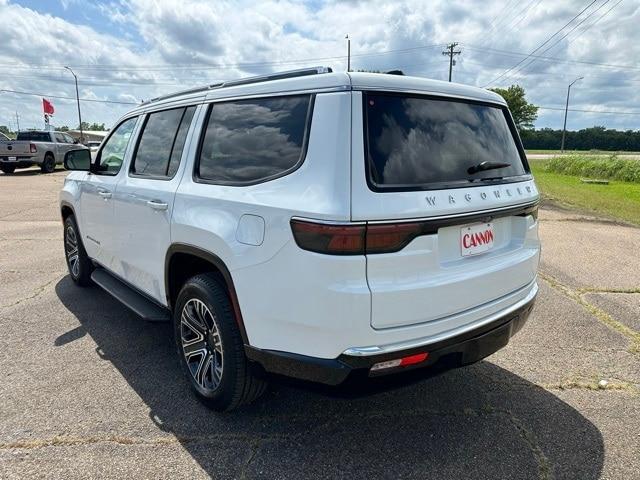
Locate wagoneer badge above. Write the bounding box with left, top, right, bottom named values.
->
left=425, top=186, right=533, bottom=207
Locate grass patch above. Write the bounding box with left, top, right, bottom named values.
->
left=530, top=160, right=640, bottom=225
left=526, top=149, right=640, bottom=155
left=545, top=154, right=640, bottom=183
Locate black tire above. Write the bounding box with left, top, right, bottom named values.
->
left=174, top=273, right=266, bottom=411
left=41, top=154, right=55, bottom=173
left=63, top=215, right=93, bottom=286
left=1, top=166, right=15, bottom=174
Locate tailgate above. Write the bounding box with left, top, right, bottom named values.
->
left=366, top=209, right=540, bottom=329
left=0, top=142, right=31, bottom=156
left=350, top=90, right=540, bottom=330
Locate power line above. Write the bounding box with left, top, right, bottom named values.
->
left=483, top=0, right=600, bottom=86
left=480, top=0, right=522, bottom=44
left=0, top=43, right=446, bottom=72
left=481, top=0, right=544, bottom=49
left=463, top=44, right=640, bottom=72
left=498, top=0, right=617, bottom=83
left=539, top=106, right=640, bottom=115
left=0, top=88, right=137, bottom=105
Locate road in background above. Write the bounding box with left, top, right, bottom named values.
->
left=1, top=169, right=638, bottom=479
left=527, top=153, right=640, bottom=160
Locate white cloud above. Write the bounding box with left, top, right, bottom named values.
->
left=1, top=0, right=639, bottom=130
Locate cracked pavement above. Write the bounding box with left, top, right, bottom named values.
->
left=1, top=169, right=638, bottom=479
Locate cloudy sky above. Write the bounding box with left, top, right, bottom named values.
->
left=1, top=0, right=639, bottom=131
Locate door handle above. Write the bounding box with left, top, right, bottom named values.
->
left=147, top=200, right=168, bottom=211
left=97, top=189, right=112, bottom=199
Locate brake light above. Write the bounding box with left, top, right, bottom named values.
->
left=30, top=143, right=37, bottom=153
left=290, top=219, right=424, bottom=255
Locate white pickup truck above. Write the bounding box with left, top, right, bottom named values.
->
left=0, top=130, right=85, bottom=174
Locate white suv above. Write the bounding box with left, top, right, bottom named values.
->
left=60, top=67, right=540, bottom=411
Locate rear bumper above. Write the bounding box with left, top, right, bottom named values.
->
left=245, top=291, right=536, bottom=385
left=0, top=157, right=35, bottom=168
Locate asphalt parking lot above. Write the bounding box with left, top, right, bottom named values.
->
left=1, top=168, right=638, bottom=480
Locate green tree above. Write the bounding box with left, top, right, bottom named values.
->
left=78, top=122, right=107, bottom=131
left=489, top=85, right=539, bottom=131
left=57, top=125, right=70, bottom=132
left=0, top=125, right=15, bottom=138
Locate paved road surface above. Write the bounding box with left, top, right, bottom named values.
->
left=1, top=169, right=638, bottom=479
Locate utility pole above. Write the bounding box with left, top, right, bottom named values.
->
left=15, top=111, right=20, bottom=132
left=64, top=66, right=83, bottom=144
left=442, top=42, right=461, bottom=82
left=345, top=34, right=351, bottom=72
left=561, top=76, right=583, bottom=152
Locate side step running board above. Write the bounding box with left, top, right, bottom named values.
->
left=91, top=269, right=170, bottom=322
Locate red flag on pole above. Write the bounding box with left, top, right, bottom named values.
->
left=42, top=98, right=55, bottom=115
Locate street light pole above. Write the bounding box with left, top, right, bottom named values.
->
left=560, top=76, right=583, bottom=152
left=64, top=66, right=83, bottom=144
left=345, top=34, right=351, bottom=72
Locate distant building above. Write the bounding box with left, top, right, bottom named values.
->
left=67, top=130, right=108, bottom=143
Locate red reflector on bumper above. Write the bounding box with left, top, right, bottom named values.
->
left=370, top=352, right=429, bottom=372
left=399, top=352, right=429, bottom=366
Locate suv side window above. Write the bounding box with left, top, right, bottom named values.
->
left=130, top=106, right=196, bottom=179
left=196, top=95, right=312, bottom=185
left=54, top=132, right=66, bottom=143
left=95, top=117, right=138, bottom=175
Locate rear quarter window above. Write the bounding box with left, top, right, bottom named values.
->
left=196, top=94, right=313, bottom=185
left=364, top=92, right=528, bottom=191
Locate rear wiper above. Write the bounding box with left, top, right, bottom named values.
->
left=467, top=161, right=511, bottom=175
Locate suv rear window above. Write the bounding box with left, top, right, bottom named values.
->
left=16, top=131, right=50, bottom=142
left=196, top=95, right=312, bottom=185
left=364, top=93, right=528, bottom=191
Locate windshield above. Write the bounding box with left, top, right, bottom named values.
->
left=16, top=131, right=51, bottom=142
left=364, top=92, right=528, bottom=191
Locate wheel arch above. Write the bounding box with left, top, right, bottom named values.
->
left=60, top=201, right=75, bottom=221
left=165, top=244, right=249, bottom=345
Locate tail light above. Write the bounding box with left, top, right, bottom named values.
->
left=291, top=201, right=538, bottom=255
left=30, top=143, right=37, bottom=153
left=366, top=222, right=422, bottom=254
left=290, top=219, right=423, bottom=255
left=290, top=220, right=365, bottom=255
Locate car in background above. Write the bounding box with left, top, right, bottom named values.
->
left=86, top=141, right=102, bottom=159
left=0, top=130, right=86, bottom=174
left=86, top=141, right=101, bottom=153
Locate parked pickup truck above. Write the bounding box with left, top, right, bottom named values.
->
left=0, top=130, right=85, bottom=174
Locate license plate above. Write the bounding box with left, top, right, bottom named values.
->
left=8, top=156, right=16, bottom=162
left=461, top=222, right=494, bottom=257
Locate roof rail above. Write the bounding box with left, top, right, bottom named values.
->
left=143, top=66, right=332, bottom=105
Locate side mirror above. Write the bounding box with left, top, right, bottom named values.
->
left=64, top=149, right=91, bottom=171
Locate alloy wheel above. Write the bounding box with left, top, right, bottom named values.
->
left=180, top=298, right=224, bottom=391
left=65, top=225, right=80, bottom=278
